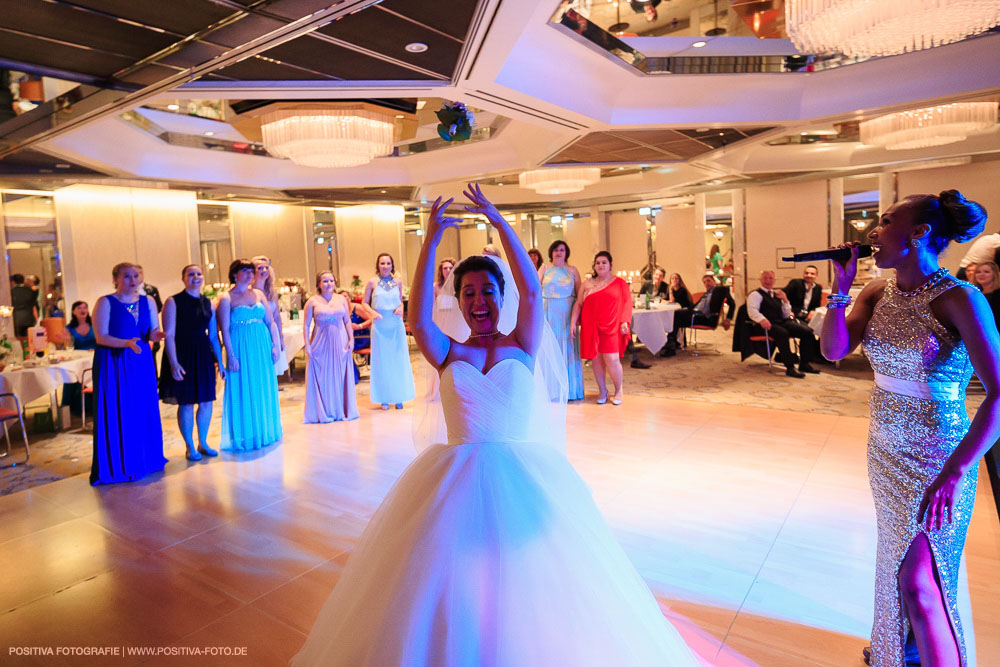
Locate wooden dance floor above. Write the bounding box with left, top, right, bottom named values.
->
left=1, top=392, right=998, bottom=666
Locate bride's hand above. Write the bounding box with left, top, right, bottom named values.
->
left=462, top=182, right=504, bottom=226
left=426, top=197, right=461, bottom=240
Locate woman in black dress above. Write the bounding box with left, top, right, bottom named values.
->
left=160, top=264, right=224, bottom=461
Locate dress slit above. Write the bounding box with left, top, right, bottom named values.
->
left=895, top=531, right=966, bottom=667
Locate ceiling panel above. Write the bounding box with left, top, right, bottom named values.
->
left=66, top=0, right=234, bottom=36
left=378, top=0, right=479, bottom=41
left=3, top=1, right=179, bottom=60
left=213, top=55, right=336, bottom=81
left=317, top=11, right=462, bottom=78
left=262, top=38, right=435, bottom=81
left=284, top=186, right=416, bottom=203
left=0, top=30, right=134, bottom=79
left=547, top=127, right=778, bottom=164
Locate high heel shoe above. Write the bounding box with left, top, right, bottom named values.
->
left=185, top=448, right=202, bottom=461
left=381, top=404, right=390, bottom=410
left=611, top=395, right=623, bottom=405
left=198, top=444, right=218, bottom=458
left=596, top=393, right=608, bottom=405
left=394, top=403, right=403, bottom=410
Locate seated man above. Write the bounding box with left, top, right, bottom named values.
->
left=638, top=267, right=669, bottom=300
left=674, top=272, right=735, bottom=330
left=747, top=270, right=820, bottom=378
left=783, top=265, right=823, bottom=323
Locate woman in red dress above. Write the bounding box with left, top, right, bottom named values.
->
left=571, top=251, right=633, bottom=405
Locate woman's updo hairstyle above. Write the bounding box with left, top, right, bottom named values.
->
left=452, top=256, right=506, bottom=297
left=592, top=250, right=613, bottom=272
left=315, top=271, right=336, bottom=290
left=906, top=190, right=987, bottom=254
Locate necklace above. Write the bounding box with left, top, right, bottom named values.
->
left=896, top=267, right=949, bottom=297
left=468, top=330, right=499, bottom=338
left=123, top=298, right=140, bottom=323
left=378, top=276, right=396, bottom=291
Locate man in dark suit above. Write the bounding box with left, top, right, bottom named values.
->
left=748, top=270, right=819, bottom=378
left=783, top=265, right=822, bottom=323
left=673, top=273, right=735, bottom=329
left=638, top=267, right=669, bottom=300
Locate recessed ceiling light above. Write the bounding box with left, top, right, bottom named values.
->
left=167, top=104, right=180, bottom=111
left=55, top=163, right=71, bottom=169
left=692, top=41, right=707, bottom=48
left=696, top=127, right=710, bottom=132
left=405, top=42, right=428, bottom=53
left=380, top=190, right=387, bottom=194
left=203, top=131, right=215, bottom=137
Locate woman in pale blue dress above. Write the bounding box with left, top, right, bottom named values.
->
left=218, top=259, right=282, bottom=451
left=540, top=240, right=584, bottom=400
left=364, top=253, right=415, bottom=409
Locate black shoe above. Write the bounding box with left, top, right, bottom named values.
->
left=799, top=364, right=820, bottom=374
left=658, top=347, right=676, bottom=358
left=630, top=359, right=652, bottom=369
left=785, top=367, right=806, bottom=378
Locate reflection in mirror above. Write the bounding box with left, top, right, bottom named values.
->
left=2, top=192, right=62, bottom=340
left=312, top=208, right=337, bottom=276
left=197, top=204, right=233, bottom=290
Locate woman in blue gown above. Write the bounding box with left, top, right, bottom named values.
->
left=90, top=263, right=166, bottom=485
left=218, top=259, right=282, bottom=451
left=61, top=300, right=97, bottom=416
left=539, top=240, right=584, bottom=400
left=364, top=253, right=415, bottom=409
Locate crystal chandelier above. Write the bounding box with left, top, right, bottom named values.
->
left=260, top=109, right=395, bottom=168
left=518, top=167, right=601, bottom=195
left=860, top=102, right=998, bottom=151
left=786, top=0, right=1000, bottom=58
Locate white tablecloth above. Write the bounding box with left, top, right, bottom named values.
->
left=631, top=303, right=681, bottom=355
left=283, top=323, right=305, bottom=363
left=0, top=352, right=94, bottom=406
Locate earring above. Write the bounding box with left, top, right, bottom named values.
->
left=911, top=239, right=920, bottom=248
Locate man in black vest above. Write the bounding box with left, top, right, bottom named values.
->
left=783, top=265, right=823, bottom=323
left=747, top=270, right=819, bottom=378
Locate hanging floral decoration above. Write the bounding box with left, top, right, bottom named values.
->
left=436, top=102, right=475, bottom=142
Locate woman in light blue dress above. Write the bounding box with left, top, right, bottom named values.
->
left=364, top=253, right=415, bottom=409
left=218, top=259, right=282, bottom=451
left=540, top=240, right=584, bottom=400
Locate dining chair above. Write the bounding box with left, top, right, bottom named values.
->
left=0, top=392, right=29, bottom=468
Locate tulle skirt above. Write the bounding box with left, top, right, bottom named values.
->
left=292, top=439, right=698, bottom=666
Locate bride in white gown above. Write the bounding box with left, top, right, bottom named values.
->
left=292, top=184, right=698, bottom=666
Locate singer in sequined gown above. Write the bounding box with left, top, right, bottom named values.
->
left=821, top=190, right=998, bottom=667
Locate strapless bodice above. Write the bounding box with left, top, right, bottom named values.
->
left=231, top=302, right=266, bottom=325
left=439, top=359, right=534, bottom=445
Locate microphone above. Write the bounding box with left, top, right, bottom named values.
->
left=782, top=245, right=873, bottom=263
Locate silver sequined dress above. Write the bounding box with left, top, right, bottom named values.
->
left=862, top=274, right=977, bottom=666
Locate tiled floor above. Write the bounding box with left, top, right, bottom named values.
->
left=1, top=390, right=998, bottom=666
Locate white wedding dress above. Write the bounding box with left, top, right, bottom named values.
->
left=292, top=358, right=698, bottom=666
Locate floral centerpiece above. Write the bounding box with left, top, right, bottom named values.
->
left=350, top=274, right=364, bottom=302
left=436, top=101, right=475, bottom=142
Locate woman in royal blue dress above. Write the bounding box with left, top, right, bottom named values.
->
left=364, top=253, right=415, bottom=410
left=61, top=300, right=96, bottom=416
left=160, top=264, right=224, bottom=461
left=218, top=259, right=282, bottom=451
left=90, top=263, right=166, bottom=485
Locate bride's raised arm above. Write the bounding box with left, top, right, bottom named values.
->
left=408, top=197, right=461, bottom=369
left=463, top=183, right=543, bottom=356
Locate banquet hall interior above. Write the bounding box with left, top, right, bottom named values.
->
left=1, top=0, right=1000, bottom=665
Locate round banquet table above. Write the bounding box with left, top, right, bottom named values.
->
left=630, top=302, right=681, bottom=355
